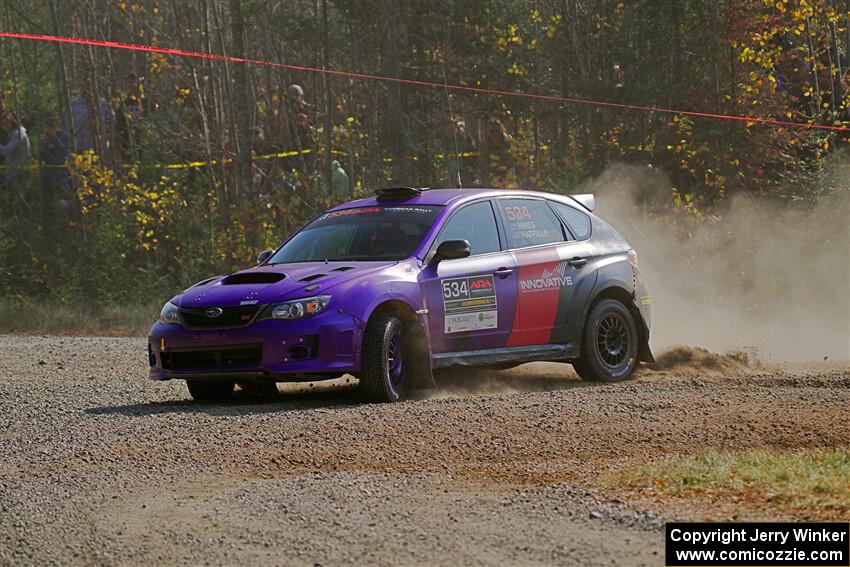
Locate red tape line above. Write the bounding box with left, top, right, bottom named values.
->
left=2, top=31, right=848, bottom=133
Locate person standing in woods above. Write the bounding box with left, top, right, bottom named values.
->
left=0, top=112, right=32, bottom=197
left=39, top=113, right=73, bottom=231
left=330, top=159, right=350, bottom=200
left=115, top=73, right=144, bottom=163
left=280, top=83, right=315, bottom=175
left=0, top=94, right=10, bottom=143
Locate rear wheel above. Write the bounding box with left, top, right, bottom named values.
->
left=186, top=380, right=235, bottom=402
left=573, top=299, right=638, bottom=382
left=359, top=316, right=408, bottom=402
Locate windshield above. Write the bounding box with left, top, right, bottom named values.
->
left=269, top=205, right=443, bottom=263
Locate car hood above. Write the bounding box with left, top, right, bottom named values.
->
left=174, top=261, right=395, bottom=308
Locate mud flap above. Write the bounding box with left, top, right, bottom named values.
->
left=635, top=315, right=654, bottom=363
left=638, top=340, right=655, bottom=363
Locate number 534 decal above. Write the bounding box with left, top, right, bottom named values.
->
left=441, top=275, right=498, bottom=334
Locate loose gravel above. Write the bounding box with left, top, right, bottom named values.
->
left=0, top=336, right=847, bottom=566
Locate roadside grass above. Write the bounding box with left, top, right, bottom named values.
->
left=607, top=449, right=850, bottom=521
left=0, top=299, right=155, bottom=336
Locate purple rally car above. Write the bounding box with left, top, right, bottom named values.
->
left=148, top=187, right=653, bottom=402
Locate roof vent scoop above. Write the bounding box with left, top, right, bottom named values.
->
left=375, top=187, right=425, bottom=200
left=570, top=194, right=595, bottom=212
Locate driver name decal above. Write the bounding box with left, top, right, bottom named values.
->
left=441, top=275, right=498, bottom=334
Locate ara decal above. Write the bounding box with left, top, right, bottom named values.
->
left=441, top=274, right=498, bottom=334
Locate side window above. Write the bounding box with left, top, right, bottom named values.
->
left=549, top=201, right=592, bottom=240
left=498, top=198, right=564, bottom=249
left=435, top=201, right=501, bottom=256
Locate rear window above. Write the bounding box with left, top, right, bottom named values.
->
left=497, top=198, right=564, bottom=249
left=550, top=201, right=592, bottom=240
left=268, top=205, right=442, bottom=263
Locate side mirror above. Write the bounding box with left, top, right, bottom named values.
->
left=257, top=250, right=273, bottom=265
left=433, top=239, right=471, bottom=263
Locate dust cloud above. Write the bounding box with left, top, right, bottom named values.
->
left=584, top=162, right=850, bottom=363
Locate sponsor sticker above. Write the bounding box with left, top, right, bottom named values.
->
left=445, top=310, right=498, bottom=333
left=324, top=207, right=381, bottom=219
left=320, top=206, right=436, bottom=221
left=519, top=261, right=574, bottom=293
left=441, top=274, right=498, bottom=334
left=640, top=296, right=652, bottom=306
left=382, top=206, right=436, bottom=214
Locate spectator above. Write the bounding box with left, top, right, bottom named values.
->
left=278, top=84, right=316, bottom=174
left=63, top=94, right=111, bottom=152
left=115, top=73, right=144, bottom=162
left=0, top=94, right=11, bottom=145
left=331, top=160, right=350, bottom=200
left=39, top=113, right=72, bottom=222
left=447, top=119, right=478, bottom=186
left=0, top=111, right=32, bottom=193
left=287, top=83, right=307, bottom=113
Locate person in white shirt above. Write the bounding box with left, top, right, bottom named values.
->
left=0, top=112, right=32, bottom=193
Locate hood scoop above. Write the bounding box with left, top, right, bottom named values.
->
left=192, top=276, right=220, bottom=287
left=330, top=266, right=354, bottom=272
left=298, top=273, right=326, bottom=283
left=221, top=272, right=285, bottom=285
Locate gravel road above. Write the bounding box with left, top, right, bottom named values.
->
left=1, top=336, right=847, bottom=566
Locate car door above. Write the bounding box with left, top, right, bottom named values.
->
left=419, top=199, right=518, bottom=354
left=547, top=200, right=599, bottom=343
left=495, top=197, right=596, bottom=347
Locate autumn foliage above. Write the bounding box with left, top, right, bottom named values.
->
left=0, top=0, right=846, bottom=304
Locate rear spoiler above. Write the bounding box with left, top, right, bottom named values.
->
left=568, top=194, right=595, bottom=212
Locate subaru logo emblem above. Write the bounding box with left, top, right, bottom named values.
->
left=205, top=307, right=223, bottom=318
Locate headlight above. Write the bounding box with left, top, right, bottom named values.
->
left=265, top=295, right=331, bottom=320
left=159, top=301, right=182, bottom=325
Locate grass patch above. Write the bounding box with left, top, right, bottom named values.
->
left=609, top=449, right=850, bottom=520
left=0, top=299, right=157, bottom=336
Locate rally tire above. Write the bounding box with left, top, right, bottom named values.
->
left=574, top=299, right=638, bottom=382
left=359, top=316, right=409, bottom=403
left=186, top=380, right=235, bottom=402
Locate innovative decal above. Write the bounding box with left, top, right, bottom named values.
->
left=506, top=250, right=569, bottom=347
left=519, top=261, right=573, bottom=292
left=441, top=274, right=498, bottom=334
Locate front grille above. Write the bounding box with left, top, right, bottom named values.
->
left=179, top=305, right=263, bottom=329
left=161, top=344, right=263, bottom=370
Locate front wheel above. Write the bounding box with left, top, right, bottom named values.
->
left=359, top=316, right=409, bottom=402
left=573, top=299, right=638, bottom=382
left=186, top=380, right=235, bottom=402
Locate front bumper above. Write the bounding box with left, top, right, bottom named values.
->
left=148, top=309, right=364, bottom=381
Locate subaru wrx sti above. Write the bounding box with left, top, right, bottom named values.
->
left=149, top=187, right=653, bottom=402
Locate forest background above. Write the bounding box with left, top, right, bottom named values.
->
left=0, top=0, right=847, bottom=332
